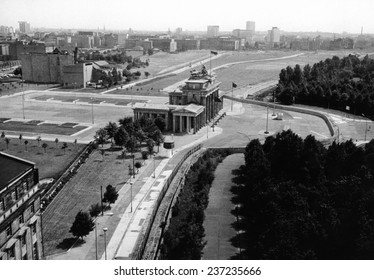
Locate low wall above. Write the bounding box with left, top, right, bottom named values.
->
left=131, top=143, right=203, bottom=260
left=224, top=95, right=338, bottom=145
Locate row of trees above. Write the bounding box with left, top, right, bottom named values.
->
left=276, top=55, right=374, bottom=118
left=95, top=115, right=165, bottom=155
left=1, top=132, right=69, bottom=153
left=232, top=130, right=374, bottom=259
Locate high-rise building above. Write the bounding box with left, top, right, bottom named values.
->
left=207, top=25, right=219, bottom=38
left=18, top=21, right=31, bottom=34
left=270, top=27, right=280, bottom=45
left=246, top=21, right=255, bottom=33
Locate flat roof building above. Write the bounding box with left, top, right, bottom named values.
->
left=0, top=152, right=43, bottom=260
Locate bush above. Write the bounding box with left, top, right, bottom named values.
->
left=89, top=203, right=101, bottom=218
left=142, top=151, right=149, bottom=160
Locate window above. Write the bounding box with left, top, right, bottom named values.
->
left=0, top=199, right=3, bottom=213
left=32, top=243, right=38, bottom=260
left=19, top=214, right=24, bottom=225
left=31, top=222, right=37, bottom=235
left=6, top=225, right=12, bottom=237
left=7, top=246, right=15, bottom=259
left=29, top=203, right=35, bottom=214
left=21, top=233, right=26, bottom=246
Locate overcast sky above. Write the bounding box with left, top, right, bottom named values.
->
left=1, top=0, right=373, bottom=34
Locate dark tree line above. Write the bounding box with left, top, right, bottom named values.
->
left=276, top=55, right=374, bottom=118
left=232, top=130, right=374, bottom=259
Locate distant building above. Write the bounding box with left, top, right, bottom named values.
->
left=62, top=62, right=93, bottom=88
left=170, top=39, right=177, bottom=53
left=21, top=48, right=74, bottom=83
left=232, top=29, right=253, bottom=46
left=133, top=65, right=222, bottom=133
left=246, top=21, right=255, bottom=33
left=269, top=27, right=280, bottom=47
left=150, top=38, right=172, bottom=51
left=72, top=35, right=94, bottom=49
left=18, top=21, right=31, bottom=34
left=207, top=25, right=219, bottom=38
left=200, top=38, right=239, bottom=51
left=175, top=39, right=199, bottom=51
left=117, top=34, right=127, bottom=46
left=175, top=27, right=183, bottom=39
left=103, top=33, right=118, bottom=48
left=0, top=44, right=10, bottom=56
left=0, top=152, right=43, bottom=260
left=0, top=26, right=14, bottom=35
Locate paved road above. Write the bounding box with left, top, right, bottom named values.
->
left=202, top=153, right=244, bottom=260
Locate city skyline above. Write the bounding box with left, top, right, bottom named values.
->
left=1, top=0, right=374, bottom=34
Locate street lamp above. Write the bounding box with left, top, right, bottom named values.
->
left=100, top=185, right=104, bottom=216
left=95, top=220, right=98, bottom=260
left=130, top=181, right=133, bottom=213
left=103, top=227, right=108, bottom=260
left=153, top=153, right=156, bottom=178
left=91, top=97, right=94, bottom=124
left=264, top=102, right=269, bottom=134
left=21, top=80, right=25, bottom=119
left=362, top=114, right=368, bottom=141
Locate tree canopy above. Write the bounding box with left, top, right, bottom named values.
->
left=276, top=55, right=374, bottom=118
left=69, top=210, right=95, bottom=240
left=232, top=130, right=374, bottom=259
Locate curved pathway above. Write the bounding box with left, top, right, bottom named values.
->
left=202, top=153, right=244, bottom=260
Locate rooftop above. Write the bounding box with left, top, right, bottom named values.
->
left=0, top=152, right=34, bottom=191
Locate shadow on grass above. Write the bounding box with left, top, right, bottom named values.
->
left=56, top=237, right=84, bottom=250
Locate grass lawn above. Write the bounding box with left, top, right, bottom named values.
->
left=0, top=139, right=86, bottom=179
left=0, top=82, right=59, bottom=96
left=41, top=147, right=141, bottom=256
left=0, top=121, right=87, bottom=135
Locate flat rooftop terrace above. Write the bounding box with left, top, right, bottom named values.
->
left=0, top=152, right=34, bottom=190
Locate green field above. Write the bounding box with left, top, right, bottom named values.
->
left=0, top=138, right=85, bottom=179
left=42, top=147, right=138, bottom=256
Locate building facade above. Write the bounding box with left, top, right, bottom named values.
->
left=246, top=21, right=255, bottom=33
left=21, top=49, right=74, bottom=83
left=0, top=152, right=43, bottom=260
left=207, top=25, right=219, bottom=38
left=133, top=65, right=222, bottom=133
left=18, top=21, right=30, bottom=34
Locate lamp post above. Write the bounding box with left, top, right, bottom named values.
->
left=21, top=80, right=25, bottom=119
left=265, top=102, right=269, bottom=134
left=91, top=97, right=94, bottom=124
left=153, top=153, right=156, bottom=178
left=362, top=114, right=368, bottom=141
left=103, top=227, right=108, bottom=260
left=95, top=220, right=98, bottom=260
left=100, top=185, right=104, bottom=216
left=130, top=181, right=133, bottom=213
left=132, top=154, right=135, bottom=178
left=272, top=91, right=276, bottom=117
